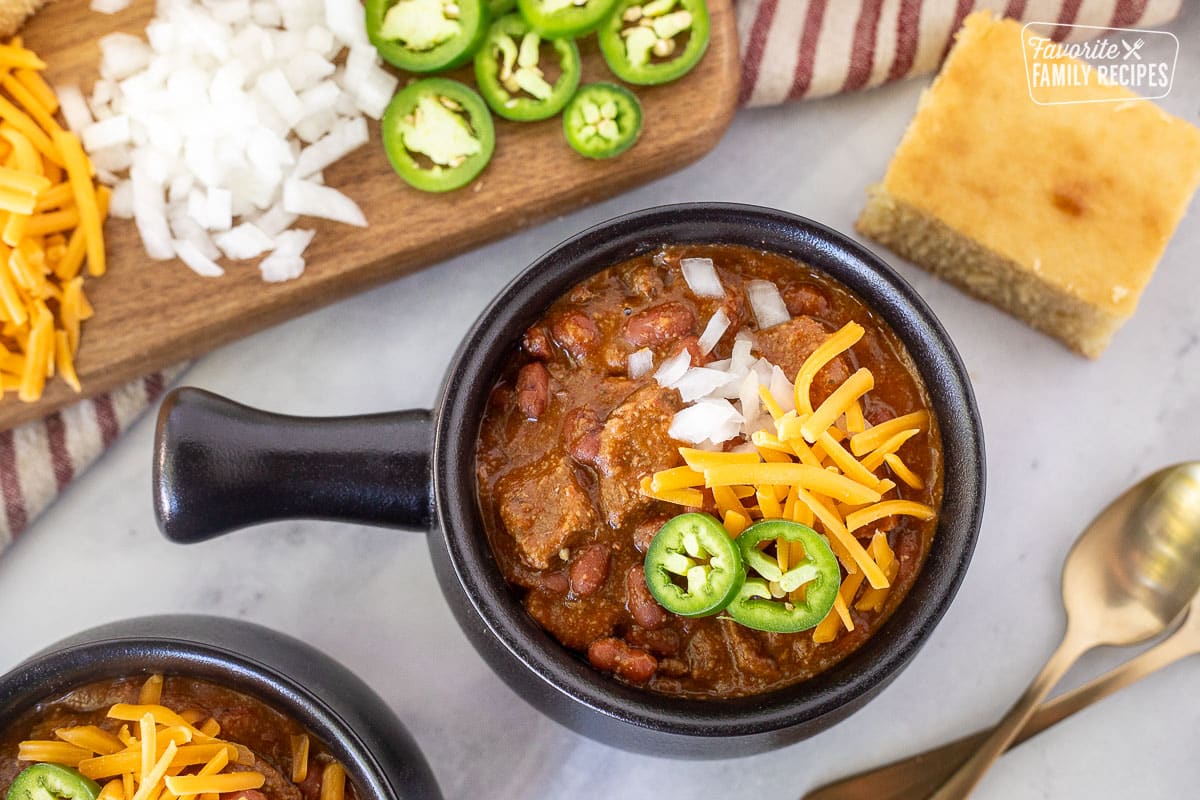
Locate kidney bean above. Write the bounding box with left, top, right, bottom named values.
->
left=550, top=311, right=600, bottom=361
left=623, top=302, right=695, bottom=347
left=562, top=407, right=602, bottom=466
left=626, top=565, right=670, bottom=630
left=537, top=570, right=570, bottom=594
left=587, top=637, right=658, bottom=684
left=522, top=326, right=553, bottom=360
left=569, top=544, right=610, bottom=597
left=516, top=362, right=550, bottom=420
left=632, top=515, right=670, bottom=553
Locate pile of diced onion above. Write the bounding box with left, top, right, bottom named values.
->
left=64, top=0, right=399, bottom=280
left=628, top=256, right=797, bottom=447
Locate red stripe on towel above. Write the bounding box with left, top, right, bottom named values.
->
left=939, top=0, right=976, bottom=63
left=1110, top=0, right=1148, bottom=26
left=888, top=0, right=924, bottom=81
left=1053, top=0, right=1084, bottom=40
left=93, top=394, right=120, bottom=448
left=738, top=0, right=779, bottom=106
left=44, top=411, right=74, bottom=491
left=1003, top=0, right=1029, bottom=18
left=144, top=372, right=166, bottom=402
left=843, top=0, right=886, bottom=92
left=787, top=0, right=829, bottom=100
left=0, top=429, right=26, bottom=534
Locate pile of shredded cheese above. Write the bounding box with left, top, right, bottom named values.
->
left=0, top=37, right=108, bottom=402
left=641, top=319, right=937, bottom=644
left=18, top=674, right=348, bottom=800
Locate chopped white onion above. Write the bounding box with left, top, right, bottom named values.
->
left=92, top=0, right=132, bottom=13
left=259, top=253, right=305, bottom=282
left=253, top=203, right=298, bottom=237
left=668, top=399, right=743, bottom=446
left=282, top=178, right=366, bottom=226
left=294, top=116, right=368, bottom=178
left=738, top=370, right=761, bottom=435
left=653, top=348, right=692, bottom=388
left=352, top=62, right=400, bottom=119
left=680, top=257, right=724, bottom=298
left=81, top=0, right=380, bottom=281
left=769, top=365, right=796, bottom=415
left=82, top=115, right=131, bottom=152
left=674, top=367, right=733, bottom=403
left=109, top=180, right=134, bottom=219
left=746, top=279, right=791, bottom=330
left=98, top=34, right=150, bottom=79
left=56, top=85, right=94, bottom=133
left=214, top=223, right=275, bottom=260
left=324, top=0, right=369, bottom=45
left=174, top=239, right=224, bottom=277
left=628, top=348, right=654, bottom=379
left=696, top=308, right=730, bottom=355
left=730, top=332, right=755, bottom=371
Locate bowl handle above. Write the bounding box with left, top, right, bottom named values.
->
left=153, top=387, right=434, bottom=542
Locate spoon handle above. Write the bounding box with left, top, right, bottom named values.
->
left=802, top=629, right=1196, bottom=800
left=926, top=632, right=1090, bottom=799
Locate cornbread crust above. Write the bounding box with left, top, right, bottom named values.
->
left=857, top=11, right=1200, bottom=358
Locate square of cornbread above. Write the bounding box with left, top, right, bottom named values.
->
left=857, top=11, right=1200, bottom=358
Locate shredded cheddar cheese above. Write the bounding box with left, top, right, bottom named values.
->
left=641, top=320, right=937, bottom=645
left=0, top=38, right=109, bottom=403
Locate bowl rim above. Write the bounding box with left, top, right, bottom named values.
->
left=0, top=614, right=436, bottom=800
left=434, top=202, right=985, bottom=736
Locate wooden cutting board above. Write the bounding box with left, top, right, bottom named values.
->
left=5, top=0, right=739, bottom=429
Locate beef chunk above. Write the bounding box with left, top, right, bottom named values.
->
left=719, top=618, right=779, bottom=681
left=753, top=316, right=851, bottom=405
left=683, top=627, right=725, bottom=683
left=595, top=385, right=682, bottom=528
left=498, top=455, right=597, bottom=569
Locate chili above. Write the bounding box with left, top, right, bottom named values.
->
left=562, top=83, right=642, bottom=159
left=598, top=0, right=710, bottom=85
left=381, top=78, right=495, bottom=192
left=644, top=513, right=743, bottom=617
left=475, top=14, right=582, bottom=121
left=367, top=0, right=490, bottom=72
left=726, top=520, right=841, bottom=633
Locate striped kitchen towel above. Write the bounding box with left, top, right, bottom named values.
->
left=0, top=0, right=1182, bottom=551
left=735, top=0, right=1182, bottom=107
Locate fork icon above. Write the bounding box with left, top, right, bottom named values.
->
left=1122, top=38, right=1145, bottom=60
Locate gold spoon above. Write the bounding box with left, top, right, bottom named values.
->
left=804, top=595, right=1200, bottom=800
left=824, top=462, right=1200, bottom=800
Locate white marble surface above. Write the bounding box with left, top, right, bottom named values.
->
left=4, top=8, right=1200, bottom=799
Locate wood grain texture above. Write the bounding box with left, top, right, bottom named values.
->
left=3, top=0, right=739, bottom=428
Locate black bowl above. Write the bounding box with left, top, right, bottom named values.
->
left=0, top=615, right=442, bottom=799
left=155, top=203, right=986, bottom=757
